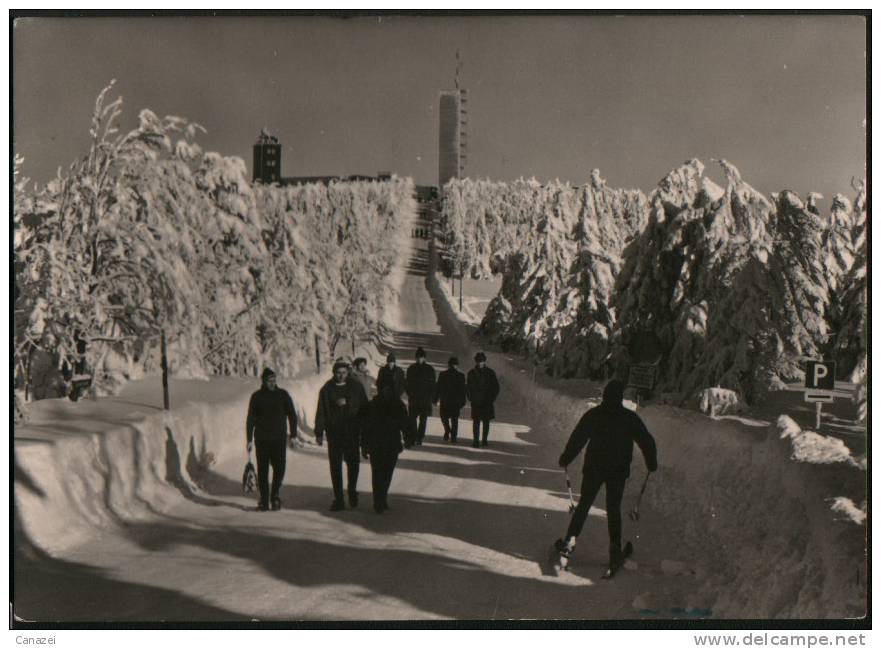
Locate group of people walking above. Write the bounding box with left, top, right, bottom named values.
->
left=244, top=351, right=658, bottom=575
left=245, top=348, right=501, bottom=514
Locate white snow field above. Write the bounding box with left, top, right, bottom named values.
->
left=13, top=239, right=866, bottom=622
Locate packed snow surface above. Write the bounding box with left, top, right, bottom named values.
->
left=14, top=239, right=866, bottom=622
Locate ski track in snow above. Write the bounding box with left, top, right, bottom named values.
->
left=13, top=238, right=866, bottom=622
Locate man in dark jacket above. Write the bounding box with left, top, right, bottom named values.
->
left=377, top=352, right=406, bottom=400
left=405, top=347, right=436, bottom=446
left=362, top=384, right=413, bottom=513
left=557, top=379, right=658, bottom=569
left=434, top=356, right=467, bottom=443
left=246, top=368, right=298, bottom=511
left=315, top=360, right=369, bottom=511
left=466, top=352, right=500, bottom=448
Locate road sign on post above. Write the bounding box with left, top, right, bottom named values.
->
left=805, top=360, right=836, bottom=390
left=627, top=364, right=657, bottom=410
left=804, top=360, right=836, bottom=431
left=627, top=364, right=657, bottom=391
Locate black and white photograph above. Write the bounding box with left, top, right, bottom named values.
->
left=10, top=11, right=869, bottom=630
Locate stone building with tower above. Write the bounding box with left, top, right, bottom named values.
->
left=253, top=129, right=282, bottom=184
left=252, top=130, right=379, bottom=187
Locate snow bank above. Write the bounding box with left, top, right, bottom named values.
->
left=436, top=276, right=482, bottom=327
left=14, top=369, right=329, bottom=556
left=776, top=415, right=865, bottom=469
left=829, top=497, right=866, bottom=526
left=699, top=387, right=745, bottom=416
left=437, top=292, right=867, bottom=619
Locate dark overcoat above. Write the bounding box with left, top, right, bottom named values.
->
left=434, top=368, right=467, bottom=418
left=466, top=366, right=500, bottom=421
left=406, top=362, right=437, bottom=416
left=377, top=364, right=406, bottom=399
left=362, top=394, right=413, bottom=457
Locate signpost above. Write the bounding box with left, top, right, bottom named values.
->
left=627, top=363, right=657, bottom=409
left=804, top=360, right=836, bottom=430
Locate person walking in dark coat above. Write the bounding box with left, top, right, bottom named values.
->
left=466, top=352, right=500, bottom=448
left=362, top=385, right=414, bottom=513
left=377, top=352, right=406, bottom=400
left=433, top=356, right=467, bottom=443
left=315, top=360, right=369, bottom=511
left=557, top=379, right=658, bottom=570
left=405, top=346, right=436, bottom=446
left=246, top=368, right=298, bottom=511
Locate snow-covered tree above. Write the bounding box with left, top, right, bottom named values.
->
left=14, top=81, right=206, bottom=394
left=820, top=193, right=856, bottom=358
left=548, top=172, right=647, bottom=378
left=614, top=159, right=721, bottom=381
left=681, top=187, right=829, bottom=402
left=15, top=83, right=417, bottom=402
left=765, top=190, right=830, bottom=379
left=835, top=180, right=867, bottom=418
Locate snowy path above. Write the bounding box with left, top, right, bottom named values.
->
left=16, top=239, right=689, bottom=622
left=16, top=239, right=865, bottom=622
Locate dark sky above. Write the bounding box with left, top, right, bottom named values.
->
left=13, top=14, right=867, bottom=203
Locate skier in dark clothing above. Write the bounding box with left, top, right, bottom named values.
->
left=433, top=356, right=467, bottom=443
left=246, top=368, right=298, bottom=511
left=466, top=352, right=500, bottom=448
left=315, top=360, right=369, bottom=511
left=362, top=384, right=413, bottom=513
left=556, top=379, right=658, bottom=571
left=377, top=352, right=406, bottom=400
left=405, top=347, right=436, bottom=446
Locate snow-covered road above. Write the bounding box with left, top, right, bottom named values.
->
left=13, top=239, right=866, bottom=622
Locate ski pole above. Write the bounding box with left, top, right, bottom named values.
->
left=629, top=473, right=651, bottom=521
left=564, top=467, right=576, bottom=513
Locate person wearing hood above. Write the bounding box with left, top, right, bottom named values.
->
left=377, top=352, right=406, bottom=400
left=405, top=346, right=436, bottom=446
left=466, top=352, right=500, bottom=448
left=362, top=382, right=414, bottom=513
left=245, top=368, right=298, bottom=511
left=556, top=379, right=658, bottom=571
left=433, top=355, right=467, bottom=443
left=315, top=360, right=369, bottom=511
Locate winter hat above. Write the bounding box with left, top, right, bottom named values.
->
left=386, top=352, right=396, bottom=363
left=448, top=356, right=459, bottom=367
left=415, top=347, right=427, bottom=359
left=474, top=352, right=487, bottom=363
left=332, top=360, right=349, bottom=373
left=602, top=379, right=625, bottom=406
left=261, top=367, right=277, bottom=380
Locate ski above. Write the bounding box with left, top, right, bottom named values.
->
left=601, top=541, right=634, bottom=580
